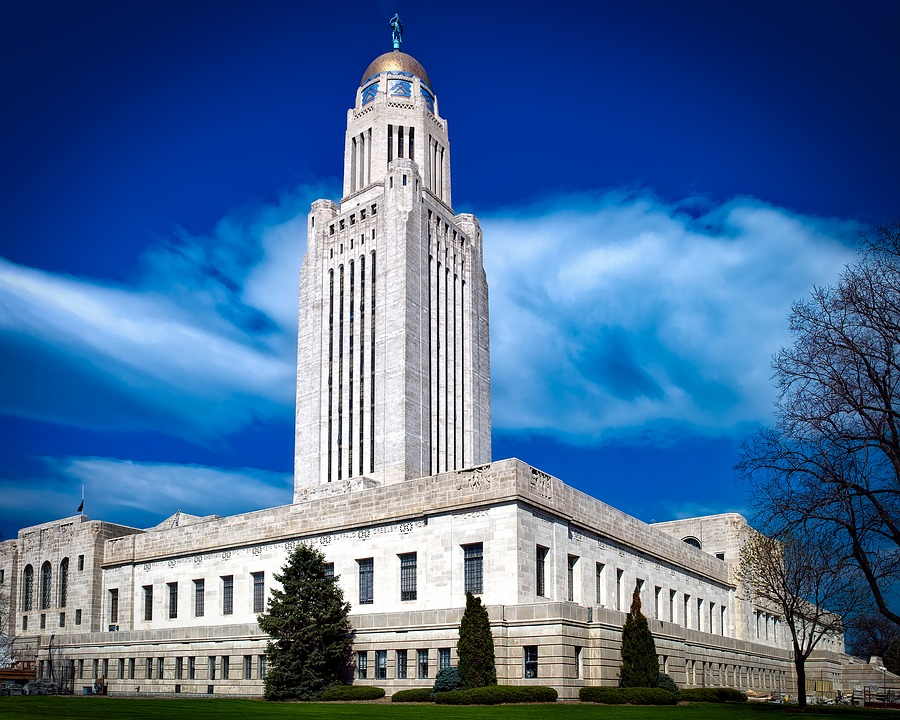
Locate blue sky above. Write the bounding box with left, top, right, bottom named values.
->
left=1, top=1, right=898, bottom=540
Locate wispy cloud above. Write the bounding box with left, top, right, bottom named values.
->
left=1, top=457, right=292, bottom=530
left=483, top=191, right=860, bottom=443
left=0, top=185, right=330, bottom=440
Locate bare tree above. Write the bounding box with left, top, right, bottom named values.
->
left=0, top=580, right=11, bottom=667
left=739, top=222, right=900, bottom=626
left=846, top=612, right=900, bottom=661
left=738, top=528, right=864, bottom=708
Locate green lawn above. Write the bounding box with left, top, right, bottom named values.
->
left=1, top=698, right=898, bottom=720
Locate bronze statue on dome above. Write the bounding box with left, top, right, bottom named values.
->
left=390, top=14, right=403, bottom=50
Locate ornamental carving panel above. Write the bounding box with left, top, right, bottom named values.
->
left=530, top=469, right=552, bottom=499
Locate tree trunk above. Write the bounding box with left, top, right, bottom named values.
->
left=794, top=653, right=807, bottom=710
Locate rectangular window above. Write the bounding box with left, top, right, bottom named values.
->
left=108, top=589, right=118, bottom=623
left=574, top=646, right=582, bottom=679
left=358, top=559, right=374, bottom=605
left=655, top=586, right=662, bottom=619
left=158, top=657, right=164, bottom=679
left=616, top=569, right=623, bottom=611
left=670, top=589, right=677, bottom=623
left=146, top=657, right=152, bottom=679
left=188, top=657, right=196, bottom=680
left=40, top=614, right=46, bottom=629
left=684, top=594, right=691, bottom=629
left=143, top=585, right=153, bottom=621
left=175, top=657, right=183, bottom=680
left=78, top=555, right=84, bottom=571
left=325, top=563, right=335, bottom=578
left=129, top=658, right=135, bottom=679
left=93, top=659, right=99, bottom=679
left=396, top=650, right=408, bottom=679
left=59, top=612, right=65, bottom=627
left=463, top=543, right=483, bottom=594
left=222, top=656, right=229, bottom=680
left=78, top=659, right=84, bottom=679
left=595, top=562, right=605, bottom=606
left=208, top=656, right=216, bottom=681
left=168, top=582, right=178, bottom=619
left=244, top=655, right=252, bottom=680
left=258, top=655, right=266, bottom=679
left=102, top=659, right=109, bottom=679
left=75, top=608, right=82, bottom=625
left=399, top=552, right=417, bottom=601
left=375, top=650, right=387, bottom=680
left=567, top=555, right=578, bottom=602
left=524, top=646, right=538, bottom=678
left=357, top=651, right=367, bottom=679
left=439, top=648, right=451, bottom=671
left=252, top=572, right=265, bottom=613
left=417, top=649, right=429, bottom=679
left=194, top=579, right=205, bottom=617
left=698, top=598, right=703, bottom=631
left=117, top=658, right=124, bottom=679
left=536, top=546, right=548, bottom=597
left=222, top=576, right=233, bottom=615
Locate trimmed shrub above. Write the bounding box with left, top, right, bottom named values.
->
left=435, top=685, right=558, bottom=705
left=458, top=592, right=497, bottom=688
left=433, top=666, right=464, bottom=694
left=316, top=685, right=385, bottom=701
left=579, top=686, right=677, bottom=705
left=657, top=672, right=678, bottom=693
left=391, top=688, right=434, bottom=703
left=619, top=590, right=660, bottom=688
left=679, top=687, right=747, bottom=703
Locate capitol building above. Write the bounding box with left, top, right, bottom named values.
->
left=0, top=27, right=874, bottom=700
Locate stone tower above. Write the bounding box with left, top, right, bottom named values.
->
left=294, top=38, right=491, bottom=499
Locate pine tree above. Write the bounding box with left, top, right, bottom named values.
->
left=257, top=544, right=355, bottom=700
left=457, top=592, right=497, bottom=688
left=619, top=589, right=660, bottom=688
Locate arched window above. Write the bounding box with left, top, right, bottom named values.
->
left=59, top=558, right=69, bottom=608
left=23, top=564, right=34, bottom=611
left=682, top=536, right=702, bottom=550
left=40, top=561, right=52, bottom=610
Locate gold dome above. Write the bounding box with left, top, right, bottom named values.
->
left=360, top=51, right=432, bottom=89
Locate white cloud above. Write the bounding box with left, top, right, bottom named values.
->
left=483, top=191, right=860, bottom=442
left=0, top=458, right=292, bottom=530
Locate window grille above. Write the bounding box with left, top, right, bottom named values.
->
left=463, top=543, right=483, bottom=594
left=358, top=559, right=374, bottom=604
left=399, top=553, right=417, bottom=601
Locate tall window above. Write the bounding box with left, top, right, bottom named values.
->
left=23, top=564, right=33, bottom=611
left=175, top=657, right=183, bottom=680
left=252, top=572, right=265, bottom=613
left=524, top=646, right=538, bottom=678
left=143, top=585, right=153, bottom=621
left=399, top=553, right=417, bottom=601
left=417, top=649, right=429, bottom=679
left=243, top=655, right=252, bottom=680
left=146, top=657, right=153, bottom=679
left=58, top=558, right=69, bottom=608
left=356, top=651, right=367, bottom=679
left=536, top=546, right=548, bottom=597
left=655, top=586, right=662, bottom=619
left=375, top=650, right=387, bottom=679
left=567, top=555, right=578, bottom=602
left=222, top=656, right=229, bottom=680
left=188, top=657, right=196, bottom=680
left=108, top=589, right=119, bottom=623
left=168, top=582, right=178, bottom=619
left=222, top=576, right=233, bottom=615
left=595, top=563, right=606, bottom=606
left=194, top=579, right=205, bottom=617
left=208, top=656, right=216, bottom=681
left=615, top=569, right=623, bottom=611
left=40, top=561, right=52, bottom=609
left=396, top=649, right=407, bottom=679
left=670, top=589, right=677, bottom=623
left=463, top=543, right=483, bottom=594
left=439, top=648, right=451, bottom=671
left=358, top=559, right=374, bottom=605
left=325, top=563, right=335, bottom=578
left=158, top=657, right=164, bottom=679
left=258, top=655, right=266, bottom=679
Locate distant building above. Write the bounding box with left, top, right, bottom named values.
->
left=1, top=29, right=886, bottom=700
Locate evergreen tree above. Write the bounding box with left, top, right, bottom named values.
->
left=257, top=544, right=355, bottom=700
left=619, top=589, right=660, bottom=688
left=457, top=592, right=497, bottom=688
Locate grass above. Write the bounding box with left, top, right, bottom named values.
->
left=1, top=698, right=899, bottom=720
